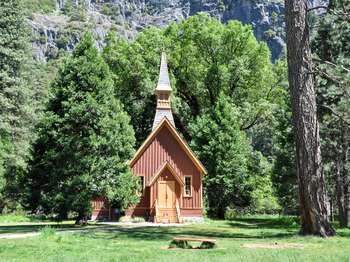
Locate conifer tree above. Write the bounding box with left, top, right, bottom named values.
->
left=285, top=0, right=335, bottom=236
left=189, top=95, right=252, bottom=218
left=312, top=0, right=350, bottom=227
left=24, top=33, right=139, bottom=223
left=0, top=0, right=34, bottom=211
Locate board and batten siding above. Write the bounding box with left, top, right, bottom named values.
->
left=130, top=126, right=202, bottom=211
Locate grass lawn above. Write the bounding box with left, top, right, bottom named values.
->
left=0, top=215, right=349, bottom=262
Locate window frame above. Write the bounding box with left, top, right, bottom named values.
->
left=139, top=175, right=145, bottom=195
left=184, top=175, right=192, bottom=197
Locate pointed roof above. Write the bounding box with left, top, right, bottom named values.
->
left=129, top=118, right=207, bottom=175
left=152, top=109, right=174, bottom=130
left=156, top=52, right=172, bottom=92
left=148, top=161, right=185, bottom=187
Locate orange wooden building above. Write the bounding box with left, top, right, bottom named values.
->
left=92, top=53, right=207, bottom=223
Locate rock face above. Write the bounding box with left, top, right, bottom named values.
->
left=29, top=0, right=322, bottom=61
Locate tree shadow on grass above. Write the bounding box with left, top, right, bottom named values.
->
left=83, top=224, right=297, bottom=242
left=226, top=216, right=299, bottom=230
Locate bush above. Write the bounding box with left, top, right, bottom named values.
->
left=224, top=207, right=252, bottom=220
left=131, top=216, right=145, bottom=223
left=250, top=187, right=282, bottom=214
left=40, top=226, right=56, bottom=238
left=0, top=213, right=48, bottom=223
left=101, top=4, right=111, bottom=16
left=23, top=0, right=56, bottom=14
left=274, top=216, right=299, bottom=227
left=119, top=216, right=145, bottom=223
left=119, top=216, right=131, bottom=222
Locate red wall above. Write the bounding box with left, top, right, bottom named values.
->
left=131, top=126, right=203, bottom=212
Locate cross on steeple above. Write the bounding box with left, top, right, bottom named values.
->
left=152, top=53, right=175, bottom=130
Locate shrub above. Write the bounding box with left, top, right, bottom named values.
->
left=119, top=216, right=131, bottom=222
left=23, top=0, right=56, bottom=15
left=131, top=216, right=145, bottom=223
left=101, top=4, right=111, bottom=16
left=119, top=216, right=145, bottom=223
left=224, top=207, right=252, bottom=220
left=40, top=226, right=56, bottom=238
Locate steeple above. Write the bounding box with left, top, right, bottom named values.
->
left=152, top=53, right=175, bottom=130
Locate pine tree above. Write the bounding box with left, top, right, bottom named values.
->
left=24, top=33, right=139, bottom=223
left=0, top=0, right=35, bottom=211
left=312, top=0, right=350, bottom=227
left=189, top=95, right=252, bottom=218
left=285, top=0, right=335, bottom=236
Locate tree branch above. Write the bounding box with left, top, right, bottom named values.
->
left=314, top=57, right=350, bottom=74
left=307, top=5, right=328, bottom=12
left=321, top=104, right=350, bottom=126
left=240, top=84, right=275, bottom=131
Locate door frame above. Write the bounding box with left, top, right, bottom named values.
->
left=158, top=180, right=176, bottom=208
left=149, top=162, right=184, bottom=210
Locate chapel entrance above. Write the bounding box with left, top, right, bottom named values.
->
left=156, top=179, right=179, bottom=223
left=158, top=181, right=175, bottom=208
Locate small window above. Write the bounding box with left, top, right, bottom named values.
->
left=184, top=176, right=192, bottom=197
left=139, top=176, right=145, bottom=194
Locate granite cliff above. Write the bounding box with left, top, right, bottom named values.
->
left=28, top=0, right=323, bottom=61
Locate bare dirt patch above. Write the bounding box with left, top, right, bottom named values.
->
left=243, top=243, right=306, bottom=249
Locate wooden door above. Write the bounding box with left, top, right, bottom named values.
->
left=158, top=181, right=175, bottom=208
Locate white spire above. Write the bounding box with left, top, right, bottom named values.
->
left=152, top=52, right=175, bottom=130
left=156, top=53, right=172, bottom=91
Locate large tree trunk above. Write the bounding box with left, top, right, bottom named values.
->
left=285, top=0, right=335, bottom=236
left=75, top=212, right=88, bottom=226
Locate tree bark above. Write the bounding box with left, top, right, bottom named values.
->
left=335, top=159, right=348, bottom=227
left=75, top=213, right=88, bottom=226
left=285, top=0, right=335, bottom=236
left=337, top=124, right=350, bottom=227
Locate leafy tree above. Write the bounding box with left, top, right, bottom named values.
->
left=103, top=14, right=277, bottom=144
left=248, top=151, right=281, bottom=214
left=102, top=30, right=163, bottom=145
left=269, top=59, right=299, bottom=214
left=24, top=33, right=139, bottom=223
left=0, top=0, right=36, bottom=212
left=189, top=95, right=252, bottom=218
left=164, top=13, right=275, bottom=133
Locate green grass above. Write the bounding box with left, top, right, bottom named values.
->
left=0, top=216, right=349, bottom=261
left=0, top=214, right=45, bottom=223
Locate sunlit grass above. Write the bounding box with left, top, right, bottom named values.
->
left=0, top=216, right=349, bottom=262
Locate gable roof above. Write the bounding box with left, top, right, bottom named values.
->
left=148, top=161, right=185, bottom=186
left=128, top=118, right=207, bottom=175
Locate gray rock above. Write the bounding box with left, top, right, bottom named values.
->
left=29, top=0, right=324, bottom=61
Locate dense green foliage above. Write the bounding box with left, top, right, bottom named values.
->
left=22, top=33, right=139, bottom=219
left=269, top=59, right=298, bottom=214
left=1, top=0, right=348, bottom=224
left=22, top=0, right=56, bottom=14
left=102, top=30, right=161, bottom=144
left=189, top=95, right=251, bottom=218
left=312, top=0, right=350, bottom=226
left=0, top=0, right=38, bottom=213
